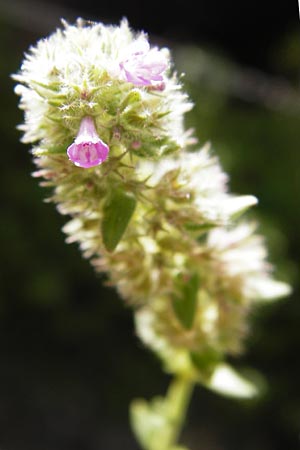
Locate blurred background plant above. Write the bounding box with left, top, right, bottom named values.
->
left=0, top=0, right=299, bottom=449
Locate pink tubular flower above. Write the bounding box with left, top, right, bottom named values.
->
left=67, top=116, right=109, bottom=168
left=119, top=37, right=168, bottom=87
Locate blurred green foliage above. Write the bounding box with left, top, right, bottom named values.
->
left=0, top=14, right=299, bottom=450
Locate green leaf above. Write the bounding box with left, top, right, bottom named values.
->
left=31, top=80, right=61, bottom=91
left=101, top=188, right=136, bottom=252
left=122, top=111, right=146, bottom=128
left=130, top=377, right=193, bottom=450
left=172, top=273, right=199, bottom=329
left=184, top=222, right=217, bottom=232
left=161, top=141, right=180, bottom=157
left=130, top=397, right=170, bottom=450
left=190, top=348, right=222, bottom=378
left=120, top=90, right=142, bottom=109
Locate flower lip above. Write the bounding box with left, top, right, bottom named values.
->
left=67, top=116, right=109, bottom=168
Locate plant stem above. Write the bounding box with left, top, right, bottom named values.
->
left=130, top=375, right=194, bottom=450
left=165, top=376, right=194, bottom=448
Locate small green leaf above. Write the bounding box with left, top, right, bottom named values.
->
left=122, top=111, right=146, bottom=128
left=31, top=80, right=61, bottom=91
left=190, top=348, right=222, bottom=378
left=172, top=273, right=199, bottom=329
left=161, top=141, right=180, bottom=157
left=120, top=90, right=142, bottom=109
left=101, top=188, right=136, bottom=252
left=130, top=397, right=170, bottom=450
left=184, top=222, right=217, bottom=232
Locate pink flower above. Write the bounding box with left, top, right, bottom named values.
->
left=67, top=116, right=109, bottom=168
left=119, top=37, right=168, bottom=87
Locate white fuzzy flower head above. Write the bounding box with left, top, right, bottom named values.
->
left=13, top=18, right=291, bottom=383
left=14, top=18, right=193, bottom=164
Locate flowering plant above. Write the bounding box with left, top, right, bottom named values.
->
left=14, top=18, right=290, bottom=450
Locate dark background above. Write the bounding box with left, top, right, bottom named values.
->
left=0, top=1, right=300, bottom=449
